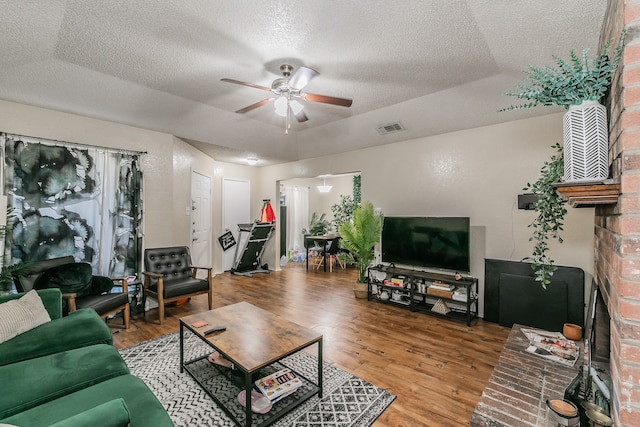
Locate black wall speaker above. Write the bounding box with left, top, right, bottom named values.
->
left=518, top=193, right=538, bottom=210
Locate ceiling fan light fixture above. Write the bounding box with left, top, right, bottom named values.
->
left=274, top=96, right=288, bottom=117
left=290, top=99, right=304, bottom=115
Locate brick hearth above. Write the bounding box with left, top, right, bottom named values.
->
left=471, top=324, right=580, bottom=426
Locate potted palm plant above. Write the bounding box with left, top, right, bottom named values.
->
left=500, top=32, right=625, bottom=182
left=337, top=201, right=383, bottom=298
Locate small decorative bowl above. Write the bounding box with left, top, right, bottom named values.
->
left=563, top=323, right=583, bottom=341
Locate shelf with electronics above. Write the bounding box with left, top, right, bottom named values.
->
left=367, top=265, right=478, bottom=326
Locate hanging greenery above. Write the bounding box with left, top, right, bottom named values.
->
left=353, top=175, right=361, bottom=204
left=524, top=143, right=567, bottom=288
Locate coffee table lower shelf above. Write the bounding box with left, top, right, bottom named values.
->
left=182, top=352, right=320, bottom=427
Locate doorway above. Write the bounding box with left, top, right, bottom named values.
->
left=222, top=178, right=251, bottom=271
left=190, top=171, right=212, bottom=274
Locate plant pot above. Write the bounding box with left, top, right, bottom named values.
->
left=353, top=282, right=368, bottom=299
left=563, top=100, right=608, bottom=182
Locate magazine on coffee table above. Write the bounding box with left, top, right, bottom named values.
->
left=521, top=327, right=579, bottom=367
left=254, top=368, right=302, bottom=401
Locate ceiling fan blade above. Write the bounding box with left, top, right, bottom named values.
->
left=236, top=98, right=275, bottom=114
left=221, top=78, right=273, bottom=92
left=288, top=66, right=319, bottom=90
left=293, top=109, right=309, bottom=123
left=303, top=92, right=353, bottom=107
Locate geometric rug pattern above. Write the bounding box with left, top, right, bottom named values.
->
left=119, top=331, right=395, bottom=427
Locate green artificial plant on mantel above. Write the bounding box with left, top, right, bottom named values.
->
left=524, top=143, right=567, bottom=288
left=499, top=31, right=625, bottom=111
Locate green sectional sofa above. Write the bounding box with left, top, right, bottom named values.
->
left=0, top=289, right=174, bottom=427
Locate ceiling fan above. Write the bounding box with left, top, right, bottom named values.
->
left=221, top=64, right=352, bottom=133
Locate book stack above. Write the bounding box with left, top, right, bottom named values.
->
left=427, top=281, right=455, bottom=299
left=254, top=368, right=302, bottom=403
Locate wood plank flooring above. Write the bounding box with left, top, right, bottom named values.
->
left=109, top=261, right=510, bottom=427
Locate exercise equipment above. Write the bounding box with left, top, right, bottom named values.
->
left=231, top=221, right=276, bottom=277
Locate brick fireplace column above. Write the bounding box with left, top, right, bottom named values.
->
left=595, top=1, right=640, bottom=426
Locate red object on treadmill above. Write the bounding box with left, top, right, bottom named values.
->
left=260, top=200, right=276, bottom=223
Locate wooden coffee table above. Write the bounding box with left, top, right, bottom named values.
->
left=179, top=302, right=323, bottom=427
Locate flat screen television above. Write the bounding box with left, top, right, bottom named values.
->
left=382, top=216, right=470, bottom=273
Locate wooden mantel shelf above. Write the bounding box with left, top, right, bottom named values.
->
left=552, top=180, right=620, bottom=207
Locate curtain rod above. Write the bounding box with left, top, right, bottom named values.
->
left=2, top=132, right=147, bottom=156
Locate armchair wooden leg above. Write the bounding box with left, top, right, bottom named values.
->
left=123, top=303, right=130, bottom=329
left=208, top=289, right=213, bottom=310
left=158, top=297, right=165, bottom=326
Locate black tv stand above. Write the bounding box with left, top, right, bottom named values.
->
left=367, top=265, right=478, bottom=326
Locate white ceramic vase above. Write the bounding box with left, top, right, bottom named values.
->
left=563, top=100, right=609, bottom=182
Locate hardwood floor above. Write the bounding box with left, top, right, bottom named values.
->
left=108, top=261, right=510, bottom=427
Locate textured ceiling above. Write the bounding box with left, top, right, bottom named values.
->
left=0, top=1, right=607, bottom=165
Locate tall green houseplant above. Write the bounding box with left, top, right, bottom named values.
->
left=338, top=201, right=383, bottom=284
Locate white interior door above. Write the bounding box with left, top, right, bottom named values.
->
left=222, top=178, right=251, bottom=271
left=191, top=171, right=212, bottom=275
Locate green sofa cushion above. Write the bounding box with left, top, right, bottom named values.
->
left=47, top=398, right=130, bottom=427
left=0, top=374, right=174, bottom=427
left=0, top=344, right=130, bottom=419
left=0, top=290, right=51, bottom=344
left=0, top=308, right=112, bottom=366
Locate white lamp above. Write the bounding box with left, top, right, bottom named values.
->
left=317, top=175, right=332, bottom=193
left=246, top=157, right=258, bottom=166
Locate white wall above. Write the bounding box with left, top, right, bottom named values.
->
left=258, top=113, right=595, bottom=316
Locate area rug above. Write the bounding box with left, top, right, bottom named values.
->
left=119, top=331, right=395, bottom=427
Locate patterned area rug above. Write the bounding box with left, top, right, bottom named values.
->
left=119, top=331, right=395, bottom=427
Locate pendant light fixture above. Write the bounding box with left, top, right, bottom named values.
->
left=317, top=175, right=332, bottom=193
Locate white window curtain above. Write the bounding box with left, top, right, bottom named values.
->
left=282, top=186, right=309, bottom=254
left=2, top=133, right=144, bottom=278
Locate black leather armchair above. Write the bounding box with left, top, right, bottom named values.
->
left=14, top=257, right=130, bottom=329
left=142, top=246, right=213, bottom=325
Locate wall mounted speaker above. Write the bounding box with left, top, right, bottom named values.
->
left=518, top=193, right=538, bottom=210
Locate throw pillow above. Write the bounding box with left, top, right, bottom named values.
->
left=0, top=290, right=51, bottom=344
left=34, top=262, right=94, bottom=298
left=91, top=275, right=116, bottom=294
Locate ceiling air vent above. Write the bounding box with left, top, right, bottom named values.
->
left=377, top=122, right=405, bottom=135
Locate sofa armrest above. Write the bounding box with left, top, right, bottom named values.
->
left=47, top=398, right=131, bottom=427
